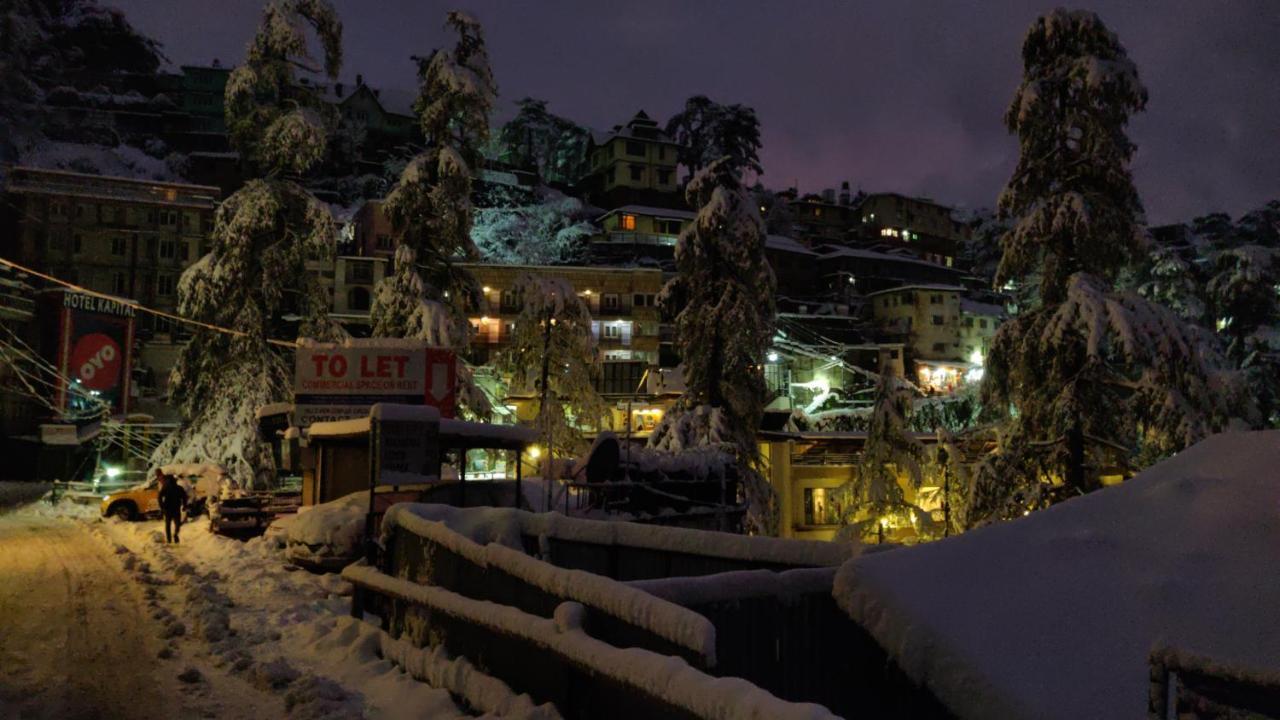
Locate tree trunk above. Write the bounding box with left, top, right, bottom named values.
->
left=1066, top=420, right=1086, bottom=492
left=539, top=309, right=553, bottom=506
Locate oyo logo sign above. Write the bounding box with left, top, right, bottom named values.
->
left=70, top=333, right=123, bottom=391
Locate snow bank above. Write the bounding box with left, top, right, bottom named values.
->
left=286, top=492, right=366, bottom=569
left=344, top=564, right=838, bottom=720
left=286, top=616, right=478, bottom=720
left=385, top=504, right=717, bottom=662
left=19, top=140, right=181, bottom=181
left=833, top=430, right=1280, bottom=720
left=378, top=626, right=562, bottom=719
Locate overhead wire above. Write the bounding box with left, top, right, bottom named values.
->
left=0, top=256, right=298, bottom=348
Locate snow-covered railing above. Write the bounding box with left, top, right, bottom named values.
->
left=381, top=504, right=718, bottom=666
left=342, top=561, right=839, bottom=720
left=1149, top=646, right=1280, bottom=719
left=385, top=503, right=853, bottom=576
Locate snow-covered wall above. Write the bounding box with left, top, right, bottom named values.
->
left=833, top=430, right=1280, bottom=720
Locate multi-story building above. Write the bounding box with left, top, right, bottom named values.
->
left=176, top=63, right=233, bottom=149
left=3, top=167, right=219, bottom=326
left=1, top=167, right=220, bottom=400
left=322, top=255, right=670, bottom=432
left=350, top=200, right=398, bottom=259
left=853, top=193, right=970, bottom=268
left=307, top=74, right=419, bottom=156
left=580, top=111, right=682, bottom=210
left=788, top=183, right=859, bottom=244
left=866, top=284, right=1000, bottom=393
left=589, top=205, right=694, bottom=267
left=463, top=262, right=663, bottom=365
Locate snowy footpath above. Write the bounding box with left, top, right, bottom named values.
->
left=0, top=497, right=552, bottom=719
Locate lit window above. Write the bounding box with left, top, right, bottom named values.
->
left=620, top=214, right=636, bottom=231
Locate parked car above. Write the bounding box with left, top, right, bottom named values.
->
left=100, top=465, right=224, bottom=521
left=100, top=476, right=163, bottom=520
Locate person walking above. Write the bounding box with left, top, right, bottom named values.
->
left=157, top=472, right=188, bottom=544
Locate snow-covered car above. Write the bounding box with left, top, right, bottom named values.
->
left=284, top=492, right=368, bottom=572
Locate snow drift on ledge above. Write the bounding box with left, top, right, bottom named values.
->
left=833, top=430, right=1280, bottom=720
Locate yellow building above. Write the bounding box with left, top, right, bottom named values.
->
left=462, top=263, right=670, bottom=434
left=582, top=111, right=681, bottom=209
left=595, top=205, right=694, bottom=248
left=868, top=284, right=1002, bottom=393
left=760, top=431, right=944, bottom=542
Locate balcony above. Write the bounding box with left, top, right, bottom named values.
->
left=601, top=232, right=678, bottom=247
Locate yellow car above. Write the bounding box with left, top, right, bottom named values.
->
left=100, top=476, right=162, bottom=520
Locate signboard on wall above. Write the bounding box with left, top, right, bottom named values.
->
left=294, top=340, right=456, bottom=427
left=56, top=291, right=136, bottom=416
left=370, top=404, right=441, bottom=486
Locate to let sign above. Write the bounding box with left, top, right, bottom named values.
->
left=294, top=340, right=456, bottom=427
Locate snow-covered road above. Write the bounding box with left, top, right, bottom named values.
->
left=0, top=496, right=557, bottom=720
left=0, top=512, right=184, bottom=719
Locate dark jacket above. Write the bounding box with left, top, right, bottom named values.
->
left=158, top=480, right=187, bottom=514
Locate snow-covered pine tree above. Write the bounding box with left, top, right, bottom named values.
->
left=1136, top=242, right=1207, bottom=323
left=833, top=372, right=931, bottom=540
left=471, top=193, right=594, bottom=265
left=666, top=96, right=763, bottom=182
left=157, top=0, right=344, bottom=486
left=0, top=1, right=163, bottom=169
left=649, top=157, right=778, bottom=532
left=498, top=97, right=590, bottom=185
left=978, top=10, right=1246, bottom=517
left=497, top=275, right=605, bottom=477
left=370, top=11, right=496, bottom=416
left=1208, top=243, right=1280, bottom=421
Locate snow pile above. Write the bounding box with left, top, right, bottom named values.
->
left=287, top=616, right=489, bottom=720
left=377, top=625, right=562, bottom=719
left=19, top=140, right=181, bottom=181
left=285, top=491, right=367, bottom=570
left=833, top=430, right=1280, bottom=720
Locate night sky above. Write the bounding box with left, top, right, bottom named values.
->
left=113, top=0, right=1279, bottom=224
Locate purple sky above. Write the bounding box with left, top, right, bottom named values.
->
left=114, top=0, right=1278, bottom=224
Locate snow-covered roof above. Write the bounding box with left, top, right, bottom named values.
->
left=589, top=111, right=680, bottom=147
left=959, top=298, right=1006, bottom=317
left=863, top=283, right=966, bottom=297
left=597, top=205, right=696, bottom=221
left=914, top=358, right=977, bottom=370
left=816, top=246, right=960, bottom=271
left=765, top=235, right=817, bottom=256
left=833, top=430, right=1280, bottom=720
left=306, top=417, right=370, bottom=439
left=6, top=164, right=219, bottom=207
left=439, top=419, right=536, bottom=449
